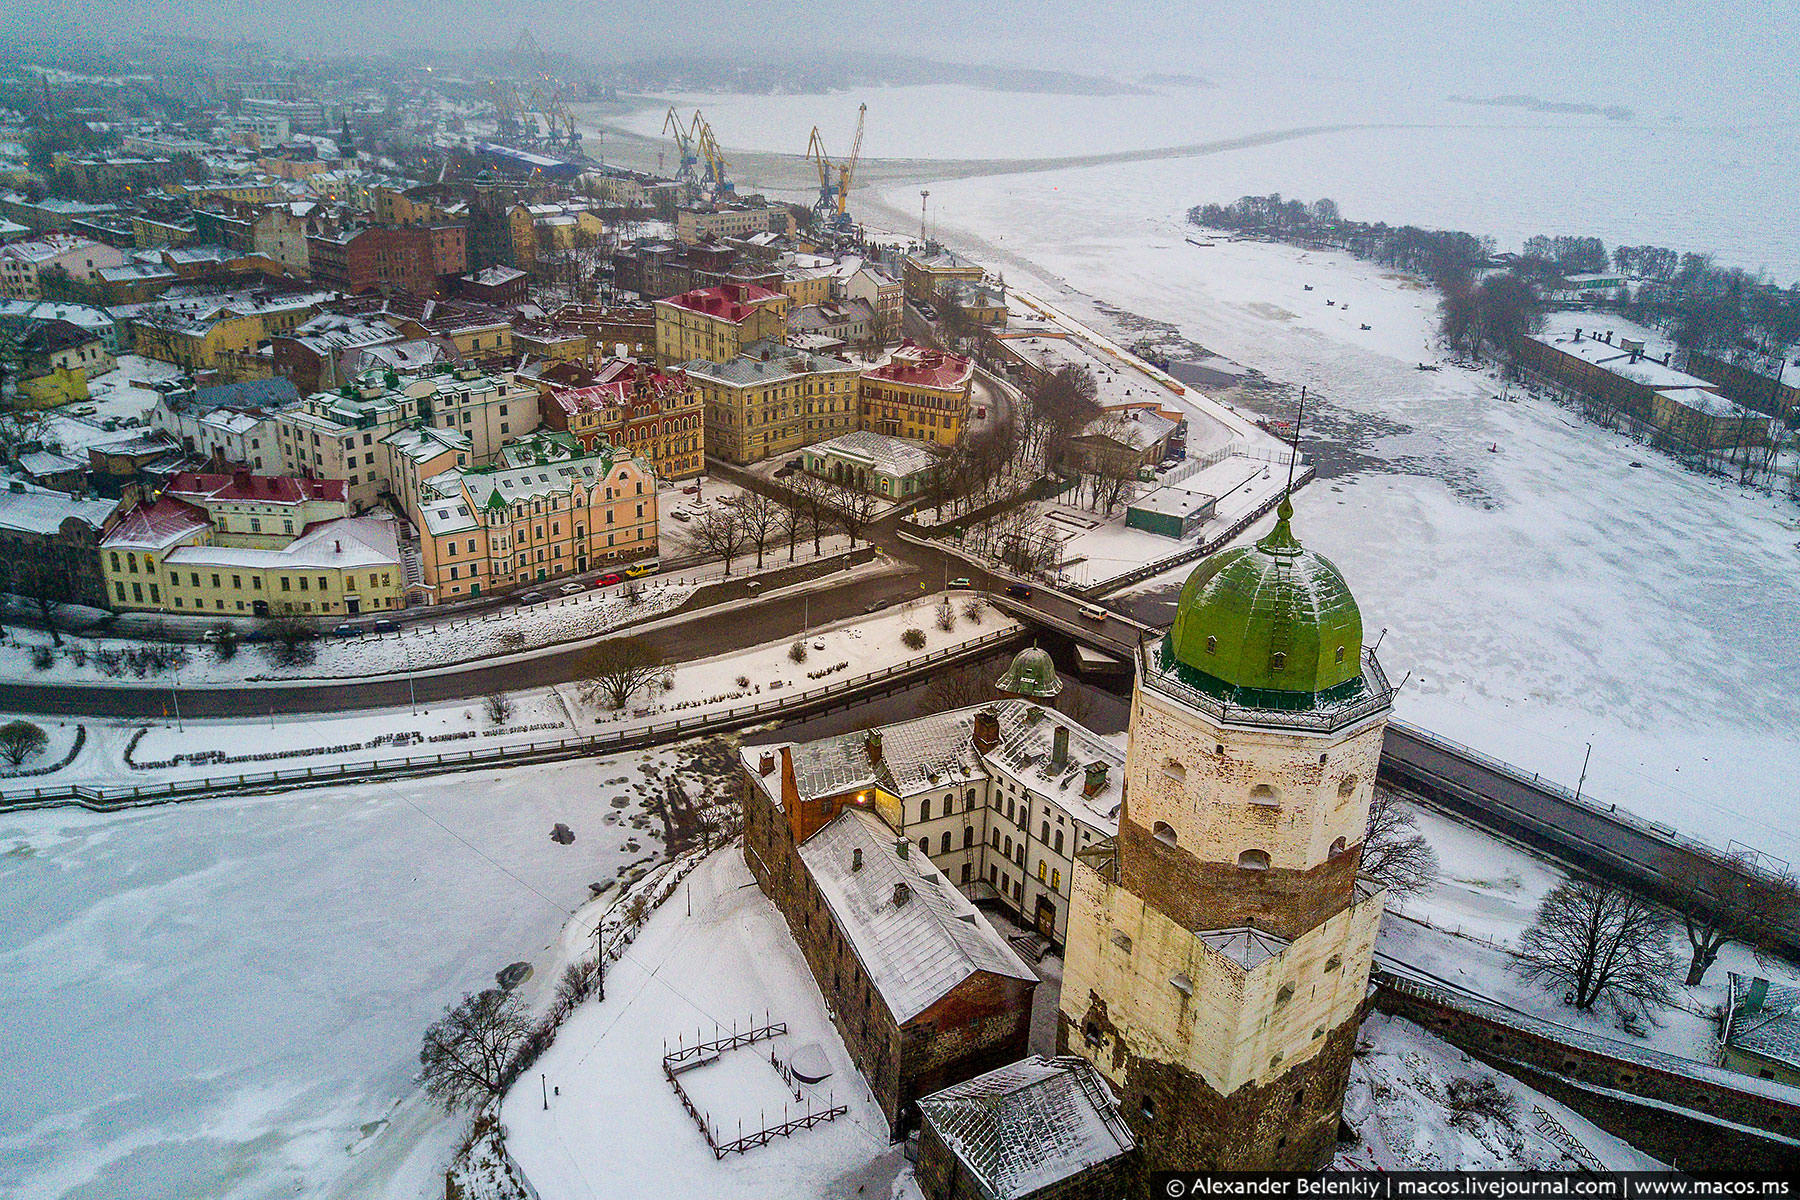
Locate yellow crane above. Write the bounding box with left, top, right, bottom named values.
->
left=805, top=102, right=866, bottom=230
left=690, top=110, right=732, bottom=195
left=662, top=106, right=700, bottom=186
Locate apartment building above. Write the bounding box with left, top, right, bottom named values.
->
left=0, top=235, right=128, bottom=300
left=859, top=343, right=974, bottom=448
left=306, top=224, right=467, bottom=297
left=653, top=281, right=790, bottom=366
left=674, top=201, right=791, bottom=245
left=539, top=358, right=704, bottom=479
left=681, top=340, right=861, bottom=465
left=415, top=448, right=657, bottom=601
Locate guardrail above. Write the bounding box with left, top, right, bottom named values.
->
left=0, top=626, right=1024, bottom=813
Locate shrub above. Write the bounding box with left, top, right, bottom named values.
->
left=735, top=674, right=751, bottom=689
left=30, top=645, right=54, bottom=671
left=483, top=692, right=513, bottom=725
left=962, top=599, right=983, bottom=623
left=210, top=625, right=239, bottom=661
left=901, top=628, right=927, bottom=650
left=935, top=598, right=955, bottom=632
left=0, top=719, right=49, bottom=767
left=497, top=629, right=527, bottom=650
left=788, top=640, right=808, bottom=664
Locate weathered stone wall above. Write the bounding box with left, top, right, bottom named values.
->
left=1374, top=980, right=1800, bottom=1170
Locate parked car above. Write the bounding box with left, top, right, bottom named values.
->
left=682, top=485, right=701, bottom=495
left=597, top=573, right=623, bottom=586
left=625, top=562, right=658, bottom=578
left=332, top=623, right=362, bottom=638
left=1005, top=583, right=1033, bottom=599
left=946, top=577, right=973, bottom=590
left=864, top=598, right=892, bottom=613
left=559, top=582, right=586, bottom=595
left=202, top=627, right=231, bottom=643
left=371, top=619, right=398, bottom=633
left=517, top=591, right=547, bottom=605
left=671, top=509, right=692, bottom=521
left=774, top=465, right=795, bottom=479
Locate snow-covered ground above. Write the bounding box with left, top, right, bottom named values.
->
left=500, top=847, right=906, bottom=1200
left=1341, top=1014, right=1664, bottom=1172
left=11, top=592, right=1017, bottom=791
left=0, top=748, right=736, bottom=1200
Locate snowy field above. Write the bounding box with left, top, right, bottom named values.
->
left=500, top=848, right=906, bottom=1200
left=0, top=749, right=732, bottom=1200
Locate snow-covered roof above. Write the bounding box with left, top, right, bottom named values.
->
left=986, top=702, right=1126, bottom=831
left=677, top=341, right=857, bottom=389
left=167, top=514, right=399, bottom=571
left=0, top=485, right=118, bottom=536
left=101, top=496, right=210, bottom=549
left=806, top=429, right=940, bottom=479
left=797, top=807, right=1036, bottom=1024
left=918, top=1056, right=1133, bottom=1199
left=1727, top=975, right=1800, bottom=1070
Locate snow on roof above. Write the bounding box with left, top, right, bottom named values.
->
left=1129, top=486, right=1215, bottom=519
left=1080, top=407, right=1177, bottom=451
left=100, top=496, right=209, bottom=549
left=167, top=514, right=399, bottom=571
left=677, top=341, right=857, bottom=389
left=463, top=265, right=526, bottom=287
left=918, top=1056, right=1133, bottom=1198
left=17, top=449, right=85, bottom=477
left=1727, top=975, right=1800, bottom=1069
left=798, top=807, right=1036, bottom=1024
left=1655, top=386, right=1761, bottom=420
left=807, top=429, right=940, bottom=478
left=382, top=424, right=469, bottom=462
left=865, top=342, right=972, bottom=392
left=0, top=485, right=118, bottom=536
left=986, top=702, right=1126, bottom=831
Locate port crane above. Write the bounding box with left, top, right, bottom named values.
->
left=663, top=106, right=701, bottom=187
left=805, top=103, right=866, bottom=232
left=690, top=111, right=733, bottom=196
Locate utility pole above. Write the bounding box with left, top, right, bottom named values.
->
left=594, top=913, right=605, bottom=1002
left=920, top=190, right=929, bottom=244
left=1574, top=742, right=1593, bottom=804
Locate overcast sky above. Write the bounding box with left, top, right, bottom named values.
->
left=5, top=0, right=1797, bottom=116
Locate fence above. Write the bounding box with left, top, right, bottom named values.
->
left=0, top=625, right=1024, bottom=812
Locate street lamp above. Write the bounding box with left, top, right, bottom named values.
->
left=1573, top=742, right=1593, bottom=804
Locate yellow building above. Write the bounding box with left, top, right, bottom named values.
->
left=415, top=447, right=657, bottom=601
left=779, top=265, right=834, bottom=307
left=902, top=248, right=983, bottom=304
left=99, top=495, right=212, bottom=611
left=166, top=179, right=281, bottom=206
left=130, top=290, right=331, bottom=372
left=858, top=343, right=973, bottom=448
left=652, top=282, right=790, bottom=366
left=681, top=341, right=861, bottom=465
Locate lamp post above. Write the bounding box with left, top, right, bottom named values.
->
left=1573, top=742, right=1593, bottom=804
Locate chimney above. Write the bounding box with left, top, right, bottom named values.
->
left=334, top=539, right=341, bottom=552
left=895, top=837, right=908, bottom=860
left=758, top=751, right=776, bottom=777
left=1083, top=761, right=1109, bottom=797
left=851, top=846, right=863, bottom=871
left=1051, top=724, right=1070, bottom=771
left=866, top=730, right=883, bottom=764
left=892, top=881, right=911, bottom=907
left=972, top=708, right=1000, bottom=752
left=1747, top=976, right=1771, bottom=1013
left=233, top=466, right=252, bottom=490
left=1573, top=328, right=1581, bottom=341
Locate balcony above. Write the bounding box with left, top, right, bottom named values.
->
left=1139, top=641, right=1394, bottom=735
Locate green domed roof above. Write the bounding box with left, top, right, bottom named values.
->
left=997, top=645, right=1063, bottom=700
left=1161, top=497, right=1364, bottom=708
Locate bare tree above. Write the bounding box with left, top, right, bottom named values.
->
left=1665, top=854, right=1800, bottom=985
left=692, top=504, right=747, bottom=576
left=1516, top=879, right=1677, bottom=1017
left=483, top=691, right=513, bottom=725
left=262, top=605, right=318, bottom=666
left=576, top=636, right=665, bottom=710
left=417, top=988, right=532, bottom=1112
left=731, top=491, right=782, bottom=571
left=785, top=471, right=832, bottom=555
left=776, top=497, right=811, bottom=563
left=821, top=478, right=879, bottom=546
left=0, top=719, right=48, bottom=767
left=1360, top=788, right=1440, bottom=901
left=917, top=663, right=993, bottom=715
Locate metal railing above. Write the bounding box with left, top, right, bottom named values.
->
left=0, top=626, right=1024, bottom=812
left=1139, top=643, right=1394, bottom=734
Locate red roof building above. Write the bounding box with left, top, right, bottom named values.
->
left=653, top=281, right=791, bottom=366
left=539, top=359, right=702, bottom=480
left=859, top=342, right=974, bottom=449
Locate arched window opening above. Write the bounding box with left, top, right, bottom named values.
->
left=1274, top=983, right=1295, bottom=1005
left=1162, top=759, right=1186, bottom=783
left=940, top=831, right=951, bottom=854
left=1205, top=635, right=1217, bottom=654
left=919, top=797, right=931, bottom=822
left=963, top=826, right=974, bottom=848
left=1152, top=821, right=1178, bottom=849
left=1329, top=836, right=1348, bottom=857
left=1249, top=784, right=1280, bottom=807
left=1324, top=955, right=1342, bottom=973
left=1053, top=829, right=1064, bottom=854
left=1238, top=849, right=1270, bottom=870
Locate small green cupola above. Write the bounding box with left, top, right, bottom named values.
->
left=1161, top=495, right=1365, bottom=709
left=997, top=645, right=1063, bottom=702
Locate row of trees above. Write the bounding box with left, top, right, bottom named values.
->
left=1193, top=193, right=1800, bottom=379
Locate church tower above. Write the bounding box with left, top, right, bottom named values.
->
left=1058, top=495, right=1393, bottom=1173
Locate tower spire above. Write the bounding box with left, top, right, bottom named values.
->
left=1260, top=387, right=1306, bottom=554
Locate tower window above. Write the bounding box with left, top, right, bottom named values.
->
left=1152, top=821, right=1178, bottom=849
left=1275, top=983, right=1295, bottom=1005
left=1270, top=652, right=1286, bottom=671
left=1335, top=645, right=1346, bottom=664
left=1084, top=1020, right=1104, bottom=1047
left=1338, top=775, right=1358, bottom=798
left=1169, top=972, right=1193, bottom=997
left=1140, top=1095, right=1156, bottom=1120
left=1294, top=1088, right=1306, bottom=1108
left=1324, top=954, right=1342, bottom=972
left=1204, top=635, right=1217, bottom=654
left=1162, top=759, right=1185, bottom=783
left=1249, top=784, right=1280, bottom=807
left=1329, top=836, right=1348, bottom=857
left=1238, top=849, right=1270, bottom=871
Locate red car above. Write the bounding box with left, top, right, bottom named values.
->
left=597, top=573, right=623, bottom=586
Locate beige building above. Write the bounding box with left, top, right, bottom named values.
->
left=680, top=340, right=861, bottom=465
left=675, top=202, right=791, bottom=245
left=415, top=448, right=657, bottom=600
left=0, top=235, right=128, bottom=299
left=653, top=281, right=790, bottom=366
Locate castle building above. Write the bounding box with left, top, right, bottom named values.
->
left=1057, top=495, right=1392, bottom=1173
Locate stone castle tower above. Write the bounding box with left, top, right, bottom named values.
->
left=1058, top=496, right=1393, bottom=1173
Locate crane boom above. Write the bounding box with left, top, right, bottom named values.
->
left=836, top=102, right=867, bottom=216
